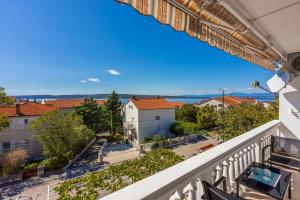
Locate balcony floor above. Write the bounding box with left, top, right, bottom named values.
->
left=241, top=169, right=300, bottom=200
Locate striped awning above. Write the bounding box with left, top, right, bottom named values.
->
left=117, top=0, right=286, bottom=71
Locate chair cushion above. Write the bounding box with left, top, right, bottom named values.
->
left=268, top=153, right=300, bottom=171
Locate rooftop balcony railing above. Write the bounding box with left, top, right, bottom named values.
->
left=101, top=120, right=281, bottom=200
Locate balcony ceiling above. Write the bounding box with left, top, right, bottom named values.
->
left=226, top=0, right=300, bottom=55
left=118, top=0, right=300, bottom=70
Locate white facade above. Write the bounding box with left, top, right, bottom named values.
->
left=124, top=100, right=175, bottom=144
left=278, top=76, right=300, bottom=138
left=0, top=116, right=42, bottom=158
left=195, top=99, right=226, bottom=111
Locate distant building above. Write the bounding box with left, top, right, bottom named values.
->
left=169, top=102, right=185, bottom=110
left=0, top=102, right=57, bottom=159
left=43, top=99, right=106, bottom=112
left=195, top=96, right=256, bottom=111
left=124, top=97, right=175, bottom=144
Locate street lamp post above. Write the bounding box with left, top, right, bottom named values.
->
left=219, top=89, right=225, bottom=142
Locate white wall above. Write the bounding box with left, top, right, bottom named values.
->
left=124, top=100, right=175, bottom=144
left=196, top=99, right=228, bottom=110
left=0, top=116, right=42, bottom=158
left=137, top=109, right=175, bottom=143
left=279, top=75, right=300, bottom=138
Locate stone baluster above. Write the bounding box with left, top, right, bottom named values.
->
left=247, top=146, right=252, bottom=164
left=255, top=140, right=262, bottom=163
left=251, top=144, right=256, bottom=162
left=234, top=153, right=240, bottom=178
left=215, top=165, right=222, bottom=189
left=239, top=151, right=244, bottom=172
left=243, top=148, right=249, bottom=168
left=169, top=191, right=181, bottom=200
left=196, top=178, right=203, bottom=200
left=222, top=160, right=230, bottom=191
left=228, top=157, right=235, bottom=190
left=183, top=183, right=194, bottom=200
left=211, top=170, right=216, bottom=184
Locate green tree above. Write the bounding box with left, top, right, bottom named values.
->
left=30, top=111, right=95, bottom=169
left=170, top=121, right=201, bottom=136
left=0, top=88, right=13, bottom=130
left=0, top=88, right=14, bottom=106
left=175, top=104, right=199, bottom=123
left=217, top=103, right=271, bottom=141
left=105, top=91, right=123, bottom=134
left=0, top=115, right=10, bottom=131
left=266, top=98, right=279, bottom=120
left=196, top=105, right=218, bottom=130
left=75, top=98, right=109, bottom=133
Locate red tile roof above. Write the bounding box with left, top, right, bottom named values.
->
left=130, top=98, right=175, bottom=110
left=169, top=102, right=185, bottom=108
left=45, top=99, right=106, bottom=109
left=213, top=96, right=256, bottom=106
left=0, top=102, right=57, bottom=117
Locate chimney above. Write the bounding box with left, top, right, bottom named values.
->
left=16, top=103, right=21, bottom=116
left=132, top=96, right=137, bottom=100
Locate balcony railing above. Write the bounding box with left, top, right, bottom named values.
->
left=101, top=120, right=281, bottom=200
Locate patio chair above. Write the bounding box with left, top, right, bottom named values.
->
left=262, top=135, right=300, bottom=172
left=202, top=176, right=245, bottom=200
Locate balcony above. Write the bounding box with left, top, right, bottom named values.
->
left=101, top=120, right=300, bottom=200
left=123, top=122, right=136, bottom=130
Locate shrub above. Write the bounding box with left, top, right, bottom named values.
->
left=106, top=134, right=123, bottom=143
left=39, top=157, right=66, bottom=170
left=170, top=121, right=201, bottom=136
left=144, top=134, right=165, bottom=143
left=1, top=148, right=28, bottom=176
left=23, top=162, right=39, bottom=171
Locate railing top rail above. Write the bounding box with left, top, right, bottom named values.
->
left=100, top=120, right=280, bottom=200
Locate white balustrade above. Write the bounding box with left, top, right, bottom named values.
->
left=101, top=120, right=281, bottom=200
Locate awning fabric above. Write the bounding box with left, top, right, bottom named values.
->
left=118, top=0, right=285, bottom=71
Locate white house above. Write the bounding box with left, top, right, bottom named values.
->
left=124, top=97, right=176, bottom=144
left=195, top=96, right=256, bottom=111
left=0, top=102, right=57, bottom=159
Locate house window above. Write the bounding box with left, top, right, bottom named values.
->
left=218, top=104, right=224, bottom=107
left=155, top=116, right=160, bottom=120
left=2, top=142, right=11, bottom=150
left=131, top=117, right=135, bottom=123
left=24, top=119, right=28, bottom=124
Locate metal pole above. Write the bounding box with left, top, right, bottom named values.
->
left=47, top=185, right=50, bottom=200
left=110, top=110, right=113, bottom=135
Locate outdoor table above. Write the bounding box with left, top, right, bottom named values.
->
left=236, top=162, right=292, bottom=200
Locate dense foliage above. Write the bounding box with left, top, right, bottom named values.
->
left=0, top=89, right=13, bottom=131
left=218, top=102, right=279, bottom=140
left=144, top=134, right=165, bottom=143
left=171, top=100, right=279, bottom=141
left=55, top=149, right=183, bottom=199
left=1, top=148, right=28, bottom=176
left=105, top=91, right=123, bottom=134
left=75, top=98, right=109, bottom=133
left=30, top=111, right=95, bottom=169
left=175, top=104, right=199, bottom=123
left=196, top=105, right=218, bottom=130
left=169, top=121, right=201, bottom=136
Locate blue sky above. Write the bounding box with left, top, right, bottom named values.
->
left=0, top=0, right=273, bottom=96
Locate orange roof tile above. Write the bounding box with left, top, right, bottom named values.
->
left=0, top=102, right=57, bottom=117
left=130, top=98, right=175, bottom=110
left=45, top=99, right=106, bottom=109
left=169, top=102, right=185, bottom=108
left=213, top=96, right=256, bottom=106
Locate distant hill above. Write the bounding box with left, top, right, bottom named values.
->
left=15, top=92, right=274, bottom=100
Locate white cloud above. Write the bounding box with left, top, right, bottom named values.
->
left=87, top=78, right=101, bottom=83
left=105, top=69, right=121, bottom=76
left=80, top=80, right=87, bottom=83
